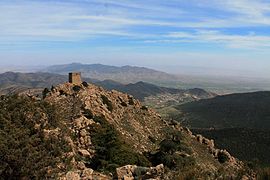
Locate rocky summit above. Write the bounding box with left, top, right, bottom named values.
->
left=0, top=81, right=255, bottom=179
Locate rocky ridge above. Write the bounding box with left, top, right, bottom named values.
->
left=42, top=82, right=254, bottom=179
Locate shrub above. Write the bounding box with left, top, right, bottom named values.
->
left=73, top=85, right=81, bottom=92
left=82, top=109, right=94, bottom=119
left=89, top=116, right=151, bottom=172
left=0, top=95, right=71, bottom=179
left=120, top=101, right=127, bottom=107
left=141, top=106, right=148, bottom=111
left=128, top=97, right=135, bottom=105
left=101, top=95, right=113, bottom=112
left=160, top=139, right=178, bottom=154
left=148, top=127, right=194, bottom=170
left=217, top=151, right=230, bottom=163
left=51, top=86, right=55, bottom=91
left=82, top=81, right=89, bottom=87
left=59, top=90, right=67, bottom=96
left=148, top=136, right=156, bottom=143
left=42, top=88, right=50, bottom=98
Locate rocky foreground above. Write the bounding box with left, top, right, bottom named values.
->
left=0, top=82, right=255, bottom=179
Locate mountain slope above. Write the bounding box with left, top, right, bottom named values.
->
left=175, top=91, right=270, bottom=167
left=0, top=82, right=253, bottom=179
left=95, top=80, right=215, bottom=101
left=44, top=63, right=178, bottom=84
left=177, top=91, right=270, bottom=129
left=192, top=128, right=270, bottom=166
left=44, top=82, right=251, bottom=179
left=0, top=71, right=67, bottom=88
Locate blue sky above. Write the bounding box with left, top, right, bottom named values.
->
left=0, top=0, right=270, bottom=77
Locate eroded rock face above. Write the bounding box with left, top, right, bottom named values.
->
left=116, top=164, right=164, bottom=180
left=44, top=83, right=166, bottom=153
left=65, top=171, right=80, bottom=180
left=63, top=168, right=110, bottom=180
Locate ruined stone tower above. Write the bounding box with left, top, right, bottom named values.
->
left=69, top=72, right=82, bottom=85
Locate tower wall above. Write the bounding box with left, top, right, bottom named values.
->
left=69, top=72, right=82, bottom=85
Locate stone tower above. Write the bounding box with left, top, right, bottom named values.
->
left=69, top=72, right=82, bottom=85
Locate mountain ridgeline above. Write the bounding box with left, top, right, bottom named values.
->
left=44, top=63, right=178, bottom=84
left=0, top=72, right=214, bottom=101
left=95, top=80, right=215, bottom=100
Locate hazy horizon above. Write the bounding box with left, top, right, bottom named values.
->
left=1, top=0, right=270, bottom=78
left=1, top=62, right=270, bottom=81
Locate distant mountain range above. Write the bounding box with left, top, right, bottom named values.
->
left=0, top=72, right=213, bottom=101
left=42, top=63, right=270, bottom=94
left=44, top=63, right=179, bottom=84
left=0, top=72, right=67, bottom=88
left=95, top=80, right=214, bottom=100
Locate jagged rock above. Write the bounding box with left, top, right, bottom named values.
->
left=116, top=165, right=135, bottom=179
left=80, top=129, right=88, bottom=137
left=66, top=171, right=80, bottom=180
left=202, top=138, right=215, bottom=149
left=77, top=161, right=86, bottom=170
left=116, top=164, right=164, bottom=180
left=74, top=116, right=95, bottom=129
left=196, top=134, right=203, bottom=144
left=78, top=149, right=91, bottom=158
left=63, top=168, right=109, bottom=180
left=81, top=168, right=94, bottom=179
left=175, top=151, right=191, bottom=157
left=216, top=149, right=235, bottom=164
left=183, top=127, right=193, bottom=136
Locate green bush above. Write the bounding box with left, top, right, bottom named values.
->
left=89, top=116, right=151, bottom=172
left=160, top=139, right=178, bottom=154
left=82, top=109, right=94, bottom=119
left=0, top=95, right=71, bottom=179
left=101, top=95, right=113, bottom=112
left=217, top=151, right=230, bottom=163
left=42, top=88, right=50, bottom=98
left=148, top=128, right=194, bottom=170
left=82, top=81, right=89, bottom=87
left=141, top=106, right=148, bottom=111
left=128, top=97, right=135, bottom=105
left=120, top=101, right=128, bottom=107
left=73, top=85, right=82, bottom=92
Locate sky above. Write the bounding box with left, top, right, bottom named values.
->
left=0, top=0, right=270, bottom=77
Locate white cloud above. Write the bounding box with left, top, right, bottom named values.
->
left=0, top=0, right=270, bottom=50
left=145, top=30, right=270, bottom=50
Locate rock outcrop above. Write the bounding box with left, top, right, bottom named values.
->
left=41, top=82, right=254, bottom=179
left=116, top=164, right=164, bottom=180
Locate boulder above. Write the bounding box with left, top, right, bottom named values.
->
left=78, top=149, right=91, bottom=158
left=116, top=164, right=164, bottom=180
left=81, top=168, right=94, bottom=179
left=66, top=171, right=80, bottom=180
